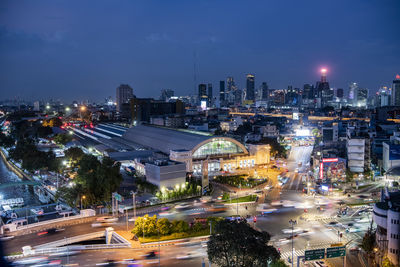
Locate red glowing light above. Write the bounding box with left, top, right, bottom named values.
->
left=396, top=74, right=400, bottom=80
left=321, top=68, right=327, bottom=74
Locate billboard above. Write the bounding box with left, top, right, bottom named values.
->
left=320, top=157, right=346, bottom=182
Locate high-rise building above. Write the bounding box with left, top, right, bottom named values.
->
left=376, top=87, right=390, bottom=107
left=337, top=88, right=344, bottom=98
left=349, top=82, right=358, bottom=105
left=207, top=83, right=213, bottom=106
left=285, top=86, right=299, bottom=105
left=246, top=74, right=255, bottom=101
left=261, top=82, right=269, bottom=101
left=116, top=84, right=134, bottom=112
left=316, top=69, right=332, bottom=106
left=198, top=84, right=208, bottom=106
left=392, top=74, right=400, bottom=106
left=33, top=101, right=40, bottom=111
left=219, top=81, right=225, bottom=105
left=160, top=89, right=174, bottom=101
left=356, top=88, right=368, bottom=108
left=303, top=84, right=313, bottom=99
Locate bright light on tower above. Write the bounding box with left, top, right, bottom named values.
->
left=80, top=106, right=86, bottom=111
left=321, top=68, right=327, bottom=74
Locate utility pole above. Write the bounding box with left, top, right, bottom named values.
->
left=289, top=219, right=297, bottom=267
left=131, top=190, right=136, bottom=222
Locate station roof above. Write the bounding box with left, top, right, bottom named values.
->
left=122, top=124, right=213, bottom=155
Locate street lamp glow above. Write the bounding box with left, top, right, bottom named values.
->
left=62, top=160, right=67, bottom=166
left=46, top=105, right=51, bottom=110
left=69, top=130, right=73, bottom=135
left=65, top=107, right=70, bottom=112
left=80, top=106, right=86, bottom=111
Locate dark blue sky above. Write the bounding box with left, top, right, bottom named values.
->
left=1, top=0, right=399, bottom=102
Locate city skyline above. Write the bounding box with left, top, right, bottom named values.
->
left=1, top=0, right=400, bottom=102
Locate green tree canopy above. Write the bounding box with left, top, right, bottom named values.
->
left=207, top=219, right=280, bottom=267
left=64, top=147, right=84, bottom=162
left=0, top=132, right=15, bottom=148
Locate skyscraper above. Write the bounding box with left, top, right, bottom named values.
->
left=116, top=84, right=134, bottom=112
left=303, top=84, right=313, bottom=99
left=207, top=83, right=213, bottom=106
left=246, top=74, right=255, bottom=101
left=261, top=82, right=269, bottom=101
left=356, top=87, right=368, bottom=107
left=219, top=81, right=225, bottom=106
left=392, top=74, right=400, bottom=106
left=337, top=88, right=344, bottom=98
left=316, top=68, right=332, bottom=106
left=198, top=84, right=207, bottom=105
left=349, top=82, right=358, bottom=105
left=376, top=87, right=390, bottom=107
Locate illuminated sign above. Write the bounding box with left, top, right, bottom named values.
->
left=293, top=112, right=299, bottom=120
left=322, top=158, right=338, bottom=163
left=200, top=101, right=207, bottom=110
left=319, top=162, right=323, bottom=179
left=321, top=185, right=329, bottom=191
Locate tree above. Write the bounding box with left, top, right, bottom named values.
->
left=256, top=137, right=287, bottom=158
left=0, top=132, right=15, bottom=148
left=171, top=220, right=189, bottom=233
left=360, top=227, right=376, bottom=254
left=207, top=219, right=280, bottom=267
left=131, top=214, right=157, bottom=237
left=64, top=147, right=84, bottom=165
left=157, top=218, right=171, bottom=235
left=53, top=133, right=72, bottom=145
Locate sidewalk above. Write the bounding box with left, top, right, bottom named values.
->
left=115, top=230, right=142, bottom=248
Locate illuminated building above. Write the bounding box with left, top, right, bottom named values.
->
left=316, top=68, right=332, bottom=106
left=198, top=84, right=208, bottom=106
left=116, top=84, right=134, bottom=112
left=219, top=80, right=225, bottom=106
left=349, top=82, right=358, bottom=105
left=246, top=74, right=255, bottom=101
left=122, top=124, right=271, bottom=177
left=392, top=74, right=400, bottom=106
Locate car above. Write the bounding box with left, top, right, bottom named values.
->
left=0, top=235, right=15, bottom=241
left=176, top=252, right=196, bottom=260
left=37, top=228, right=65, bottom=236
left=325, top=221, right=340, bottom=227
left=96, top=216, right=118, bottom=223
left=91, top=221, right=116, bottom=227
left=175, top=203, right=191, bottom=209
left=144, top=251, right=157, bottom=259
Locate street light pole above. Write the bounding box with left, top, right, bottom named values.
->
left=131, top=191, right=136, bottom=222
left=289, top=219, right=297, bottom=267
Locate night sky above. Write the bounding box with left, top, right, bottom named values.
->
left=1, top=0, right=399, bottom=102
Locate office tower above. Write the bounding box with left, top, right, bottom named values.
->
left=337, top=88, right=344, bottom=98
left=116, top=84, right=134, bottom=112
left=377, top=87, right=390, bottom=107
left=207, top=83, right=213, bottom=106
left=246, top=74, right=255, bottom=101
left=285, top=86, right=299, bottom=105
left=198, top=84, right=208, bottom=106
left=226, top=76, right=240, bottom=105
left=356, top=88, right=368, bottom=107
left=349, top=82, right=358, bottom=105
left=392, top=74, right=400, bottom=106
left=303, top=84, right=313, bottom=99
left=33, top=101, right=40, bottom=111
left=219, top=81, right=225, bottom=106
left=316, top=69, right=333, bottom=106
left=261, top=82, right=269, bottom=101
left=160, top=89, right=174, bottom=101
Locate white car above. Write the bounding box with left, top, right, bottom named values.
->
left=96, top=216, right=118, bottom=223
